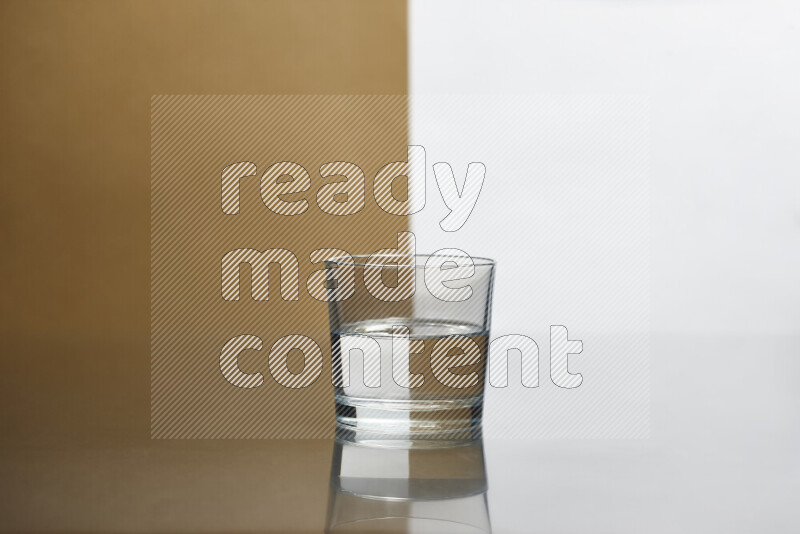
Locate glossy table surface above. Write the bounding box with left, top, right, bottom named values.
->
left=1, top=335, right=798, bottom=533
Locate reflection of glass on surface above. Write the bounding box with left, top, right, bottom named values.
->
left=325, top=435, right=491, bottom=533
left=326, top=254, right=496, bottom=440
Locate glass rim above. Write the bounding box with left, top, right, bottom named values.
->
left=324, top=253, right=496, bottom=268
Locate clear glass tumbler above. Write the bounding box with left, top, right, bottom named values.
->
left=325, top=253, right=495, bottom=442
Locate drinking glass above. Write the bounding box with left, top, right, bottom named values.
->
left=325, top=253, right=495, bottom=442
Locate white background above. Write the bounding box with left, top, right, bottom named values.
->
left=411, top=0, right=799, bottom=336
left=409, top=94, right=651, bottom=438
left=410, top=2, right=800, bottom=529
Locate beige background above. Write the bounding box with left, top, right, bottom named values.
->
left=150, top=95, right=409, bottom=438
left=0, top=0, right=407, bottom=444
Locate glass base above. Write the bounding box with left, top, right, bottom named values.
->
left=334, top=396, right=483, bottom=446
